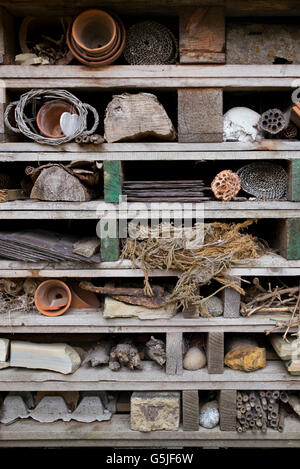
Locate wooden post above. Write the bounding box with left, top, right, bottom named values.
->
left=179, top=7, right=225, bottom=64
left=206, top=332, right=224, bottom=374
left=182, top=303, right=199, bottom=318
left=219, top=390, right=237, bottom=431
left=104, top=161, right=123, bottom=203
left=222, top=278, right=241, bottom=318
left=275, top=219, right=300, bottom=260
left=182, top=390, right=199, bottom=431
left=178, top=88, right=223, bottom=143
left=288, top=160, right=300, bottom=201
left=166, top=332, right=183, bottom=376
left=0, top=7, right=16, bottom=64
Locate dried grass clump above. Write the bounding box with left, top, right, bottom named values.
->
left=122, top=220, right=266, bottom=310
left=0, top=278, right=37, bottom=314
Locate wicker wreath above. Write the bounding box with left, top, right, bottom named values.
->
left=211, top=170, right=241, bottom=201
left=4, top=89, right=99, bottom=145
left=237, top=162, right=288, bottom=200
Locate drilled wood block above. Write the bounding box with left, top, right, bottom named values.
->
left=104, top=161, right=123, bottom=203
left=178, top=88, right=223, bottom=143
left=166, top=332, right=183, bottom=376
left=182, top=390, right=199, bottom=431
left=222, top=278, right=241, bottom=318
left=219, top=390, right=237, bottom=431
left=276, top=219, right=300, bottom=260
left=179, top=7, right=225, bottom=64
left=288, top=160, right=300, bottom=202
left=206, top=332, right=224, bottom=374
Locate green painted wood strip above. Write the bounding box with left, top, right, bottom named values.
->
left=104, top=161, right=123, bottom=203
left=288, top=160, right=300, bottom=202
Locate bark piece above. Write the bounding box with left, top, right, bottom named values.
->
left=83, top=341, right=112, bottom=367
left=71, top=396, right=112, bottom=423
left=224, top=337, right=266, bottom=372
left=109, top=340, right=143, bottom=371
left=103, top=296, right=176, bottom=319
left=166, top=332, right=183, bottom=376
left=30, top=396, right=71, bottom=423
left=30, top=166, right=92, bottom=202
left=104, top=93, right=176, bottom=143
left=35, top=391, right=80, bottom=412
left=290, top=103, right=300, bottom=129
left=0, top=395, right=29, bottom=425
left=131, top=391, right=180, bottom=432
left=10, top=341, right=81, bottom=374
left=0, top=338, right=9, bottom=362
left=145, top=336, right=166, bottom=366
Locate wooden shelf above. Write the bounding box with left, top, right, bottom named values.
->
left=1, top=200, right=300, bottom=219
left=0, top=414, right=299, bottom=448
left=0, top=360, right=297, bottom=391
left=1, top=64, right=300, bottom=89
left=0, top=309, right=290, bottom=333
left=1, top=141, right=300, bottom=162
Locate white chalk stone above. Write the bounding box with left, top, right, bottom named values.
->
left=71, top=396, right=112, bottom=423
left=0, top=338, right=9, bottom=362
left=103, top=296, right=176, bottom=320
left=10, top=341, right=81, bottom=374
left=30, top=396, right=71, bottom=423
left=223, top=107, right=263, bottom=143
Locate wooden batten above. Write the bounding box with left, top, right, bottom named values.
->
left=288, top=160, right=300, bottom=202
left=182, top=390, right=199, bottom=431
left=104, top=161, right=123, bottom=203
left=206, top=332, right=224, bottom=374
left=177, top=88, right=223, bottom=142
left=275, top=219, right=300, bottom=260
left=219, top=389, right=237, bottom=431
left=222, top=278, right=241, bottom=318
left=166, top=332, right=183, bottom=376
left=179, top=7, right=225, bottom=64
left=0, top=7, right=15, bottom=65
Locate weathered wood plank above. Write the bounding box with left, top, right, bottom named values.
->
left=166, top=332, right=183, bottom=376
left=182, top=390, right=199, bottom=431
left=180, top=7, right=225, bottom=64
left=219, top=390, right=237, bottom=431
left=222, top=278, right=241, bottom=318
left=104, top=161, right=122, bottom=203
left=100, top=220, right=120, bottom=262
left=276, top=219, right=300, bottom=260
left=206, top=332, right=224, bottom=374
left=178, top=88, right=223, bottom=142
left=0, top=7, right=15, bottom=64
left=288, top=160, right=300, bottom=202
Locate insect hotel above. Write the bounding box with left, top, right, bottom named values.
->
left=0, top=0, right=300, bottom=449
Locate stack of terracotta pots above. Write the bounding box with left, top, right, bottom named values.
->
left=67, top=9, right=126, bottom=66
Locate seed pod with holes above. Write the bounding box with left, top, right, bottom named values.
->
left=259, top=108, right=286, bottom=135
left=211, top=170, right=241, bottom=201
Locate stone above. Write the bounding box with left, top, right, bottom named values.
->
left=0, top=361, right=9, bottom=369
left=183, top=346, right=207, bottom=370
left=199, top=401, right=219, bottom=429
left=72, top=237, right=100, bottom=258
left=10, top=341, right=82, bottom=374
left=223, top=107, right=262, bottom=143
left=83, top=341, right=112, bottom=367
left=104, top=93, right=176, bottom=143
left=0, top=338, right=9, bottom=361
left=71, top=396, right=112, bottom=423
left=9, top=391, right=35, bottom=409
left=131, top=392, right=180, bottom=432
left=103, top=296, right=176, bottom=320
left=224, top=338, right=266, bottom=372
left=30, top=396, right=71, bottom=423
left=0, top=395, right=29, bottom=424
left=270, top=335, right=300, bottom=360
left=200, top=296, right=223, bottom=317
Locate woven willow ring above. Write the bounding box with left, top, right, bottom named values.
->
left=211, top=170, right=241, bottom=201
left=237, top=162, right=288, bottom=200
left=4, top=89, right=99, bottom=145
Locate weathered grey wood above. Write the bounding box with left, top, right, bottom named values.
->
left=222, top=278, right=241, bottom=318
left=219, top=390, right=237, bottom=431
left=166, top=332, right=183, bottom=376
left=275, top=220, right=300, bottom=260
left=178, top=88, right=223, bottom=142
left=206, top=332, right=224, bottom=374
left=182, top=390, right=199, bottom=430
left=0, top=7, right=15, bottom=64
left=180, top=7, right=225, bottom=64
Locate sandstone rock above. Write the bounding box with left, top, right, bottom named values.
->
left=10, top=341, right=82, bottom=374
left=200, top=296, right=223, bottom=317
left=224, top=338, right=266, bottom=372
left=103, top=296, right=176, bottom=320
left=199, top=401, right=219, bottom=429
left=183, top=346, right=207, bottom=370
left=130, top=391, right=180, bottom=432
left=270, top=335, right=300, bottom=361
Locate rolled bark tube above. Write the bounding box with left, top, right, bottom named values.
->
left=259, top=391, right=266, bottom=398
left=255, top=404, right=262, bottom=412
left=240, top=406, right=246, bottom=413
left=237, top=402, right=242, bottom=409
left=249, top=420, right=255, bottom=427
left=262, top=424, right=267, bottom=433
left=268, top=404, right=274, bottom=411
left=242, top=427, right=247, bottom=432
left=266, top=391, right=272, bottom=399
left=237, top=426, right=243, bottom=433
left=256, top=419, right=262, bottom=427
left=272, top=391, right=280, bottom=399
left=280, top=392, right=288, bottom=403
left=271, top=419, right=278, bottom=427
left=262, top=397, right=267, bottom=406
left=246, top=403, right=251, bottom=412
left=262, top=405, right=268, bottom=411
left=246, top=412, right=252, bottom=421
left=237, top=411, right=242, bottom=419
left=269, top=398, right=275, bottom=404
left=278, top=412, right=285, bottom=432
left=271, top=411, right=279, bottom=419
left=242, top=393, right=249, bottom=402
left=249, top=392, right=256, bottom=402
left=240, top=416, right=247, bottom=425
left=237, top=392, right=243, bottom=400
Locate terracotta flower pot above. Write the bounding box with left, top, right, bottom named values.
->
left=36, top=100, right=77, bottom=138
left=34, top=280, right=72, bottom=317
left=70, top=283, right=100, bottom=309
left=72, top=9, right=117, bottom=55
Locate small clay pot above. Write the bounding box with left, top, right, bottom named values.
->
left=72, top=9, right=117, bottom=54
left=36, top=100, right=77, bottom=138
left=70, top=283, right=100, bottom=309
left=34, top=280, right=72, bottom=317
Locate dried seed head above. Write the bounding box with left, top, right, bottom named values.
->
left=211, top=170, right=241, bottom=201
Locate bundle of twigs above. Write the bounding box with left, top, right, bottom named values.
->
left=122, top=220, right=265, bottom=310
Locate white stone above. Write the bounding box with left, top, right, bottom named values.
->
left=183, top=347, right=207, bottom=371
left=30, top=396, right=71, bottom=423
left=103, top=296, right=176, bottom=320
left=0, top=338, right=9, bottom=362
left=10, top=341, right=81, bottom=374
left=199, top=401, right=220, bottom=429
left=71, top=396, right=112, bottom=423
left=60, top=112, right=80, bottom=137
left=0, top=395, right=29, bottom=424
left=223, top=107, right=263, bottom=143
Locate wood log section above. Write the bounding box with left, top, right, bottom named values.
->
left=104, top=93, right=176, bottom=143
left=224, top=337, right=266, bottom=372
left=166, top=332, right=183, bottom=376
left=182, top=390, right=199, bottom=431
left=30, top=166, right=93, bottom=202
left=219, top=390, right=237, bottom=431
left=178, top=88, right=223, bottom=142
left=206, top=332, right=224, bottom=374
left=179, top=7, right=225, bottom=64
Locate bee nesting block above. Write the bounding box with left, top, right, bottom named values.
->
left=130, top=392, right=180, bottom=432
